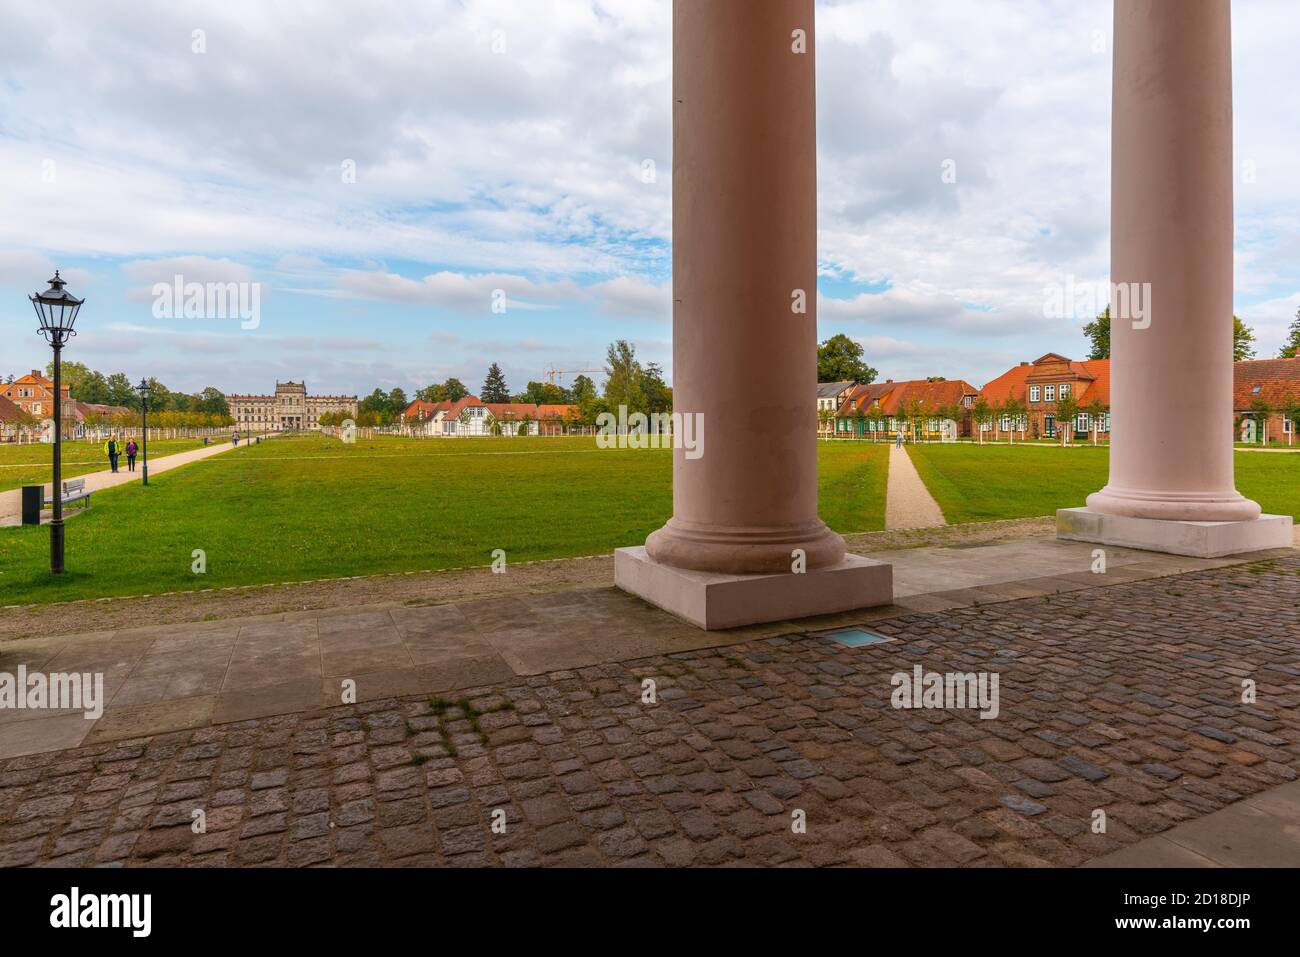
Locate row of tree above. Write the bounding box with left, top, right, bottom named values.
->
left=5, top=361, right=234, bottom=416
left=357, top=341, right=674, bottom=429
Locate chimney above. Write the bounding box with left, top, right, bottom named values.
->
left=1019, top=362, right=1030, bottom=367
left=31, top=370, right=40, bottom=377
left=885, top=378, right=893, bottom=383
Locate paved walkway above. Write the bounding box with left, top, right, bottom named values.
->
left=885, top=444, right=945, bottom=530
left=0, top=441, right=238, bottom=524
left=1087, top=779, right=1300, bottom=867
left=0, top=552, right=1296, bottom=867
left=0, top=537, right=1263, bottom=759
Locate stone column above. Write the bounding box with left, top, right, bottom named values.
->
left=616, top=0, right=891, bottom=628
left=1061, top=0, right=1291, bottom=556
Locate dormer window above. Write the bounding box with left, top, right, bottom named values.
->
left=1252, top=385, right=1262, bottom=395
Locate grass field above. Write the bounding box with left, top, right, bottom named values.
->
left=0, top=439, right=207, bottom=492
left=907, top=443, right=1300, bottom=525
left=0, top=434, right=889, bottom=606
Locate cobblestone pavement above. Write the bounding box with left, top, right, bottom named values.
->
left=1, top=556, right=1296, bottom=868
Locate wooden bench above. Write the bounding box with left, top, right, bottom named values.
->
left=59, top=478, right=91, bottom=510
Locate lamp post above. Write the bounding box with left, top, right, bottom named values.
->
left=30, top=270, right=84, bottom=575
left=135, top=378, right=152, bottom=485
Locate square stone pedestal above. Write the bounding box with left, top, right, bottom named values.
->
left=1056, top=507, right=1294, bottom=558
left=615, top=546, right=893, bottom=630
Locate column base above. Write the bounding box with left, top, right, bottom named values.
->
left=615, top=546, right=893, bottom=630
left=1057, top=507, right=1293, bottom=558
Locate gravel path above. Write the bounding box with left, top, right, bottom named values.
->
left=885, top=444, right=946, bottom=530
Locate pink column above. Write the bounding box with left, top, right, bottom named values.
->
left=644, top=0, right=846, bottom=574
left=1087, top=0, right=1260, bottom=523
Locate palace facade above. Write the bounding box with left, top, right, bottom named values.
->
left=228, top=381, right=358, bottom=432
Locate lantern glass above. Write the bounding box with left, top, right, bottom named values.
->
left=30, top=271, right=83, bottom=341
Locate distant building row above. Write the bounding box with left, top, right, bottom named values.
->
left=825, top=353, right=1300, bottom=442
left=400, top=396, right=578, bottom=436
left=0, top=369, right=132, bottom=441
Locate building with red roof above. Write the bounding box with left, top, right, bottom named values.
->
left=833, top=378, right=979, bottom=439
left=401, top=396, right=579, bottom=437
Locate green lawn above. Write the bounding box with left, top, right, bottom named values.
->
left=0, top=434, right=889, bottom=606
left=907, top=443, right=1300, bottom=525
left=0, top=438, right=207, bottom=492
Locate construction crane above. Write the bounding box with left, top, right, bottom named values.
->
left=544, top=365, right=600, bottom=386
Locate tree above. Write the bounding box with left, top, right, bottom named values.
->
left=1083, top=397, right=1108, bottom=446
left=1280, top=308, right=1300, bottom=359
left=602, top=340, right=645, bottom=413
left=1083, top=307, right=1111, bottom=360
left=514, top=380, right=571, bottom=405
left=481, top=363, right=510, bottom=403
left=1233, top=316, right=1257, bottom=362
left=816, top=334, right=877, bottom=384
left=641, top=362, right=672, bottom=414
left=388, top=388, right=408, bottom=417
left=195, top=387, right=229, bottom=417
left=1250, top=397, right=1273, bottom=445
left=970, top=397, right=991, bottom=445
left=1003, top=395, right=1026, bottom=443
left=1281, top=393, right=1300, bottom=446
left=416, top=377, right=470, bottom=403
left=105, top=373, right=135, bottom=407
left=1054, top=392, right=1081, bottom=447
left=570, top=375, right=596, bottom=405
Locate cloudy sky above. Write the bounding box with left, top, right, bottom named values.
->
left=1, top=0, right=1297, bottom=398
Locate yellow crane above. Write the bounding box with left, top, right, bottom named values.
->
left=544, top=365, right=600, bottom=386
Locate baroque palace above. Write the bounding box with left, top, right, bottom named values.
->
left=228, top=381, right=357, bottom=432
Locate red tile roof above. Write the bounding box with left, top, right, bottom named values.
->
left=835, top=379, right=977, bottom=418
left=981, top=358, right=1111, bottom=406
left=0, top=394, right=26, bottom=422
left=1233, top=357, right=1300, bottom=408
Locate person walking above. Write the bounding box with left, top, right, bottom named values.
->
left=895, top=427, right=905, bottom=449
left=232, top=431, right=240, bottom=447
left=105, top=434, right=120, bottom=473
left=125, top=438, right=138, bottom=472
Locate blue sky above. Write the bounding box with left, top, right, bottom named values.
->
left=2, top=0, right=1297, bottom=399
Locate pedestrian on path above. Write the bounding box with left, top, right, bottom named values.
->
left=895, top=428, right=905, bottom=449
left=105, top=435, right=121, bottom=473
left=232, top=431, right=239, bottom=447
left=125, top=438, right=138, bottom=472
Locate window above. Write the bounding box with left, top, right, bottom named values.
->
left=1103, top=413, right=1111, bottom=432
left=1029, top=386, right=1041, bottom=403
left=1285, top=418, right=1293, bottom=435
left=999, top=416, right=1011, bottom=431
left=963, top=396, right=973, bottom=408
left=1044, top=385, right=1056, bottom=402
left=1076, top=414, right=1089, bottom=431
left=1059, top=383, right=1071, bottom=399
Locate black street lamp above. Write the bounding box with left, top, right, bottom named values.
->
left=30, top=270, right=84, bottom=575
left=135, top=378, right=152, bottom=485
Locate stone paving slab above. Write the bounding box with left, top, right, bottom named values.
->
left=1087, top=779, right=1300, bottom=867
left=0, top=556, right=1296, bottom=867
left=1, top=537, right=1290, bottom=759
